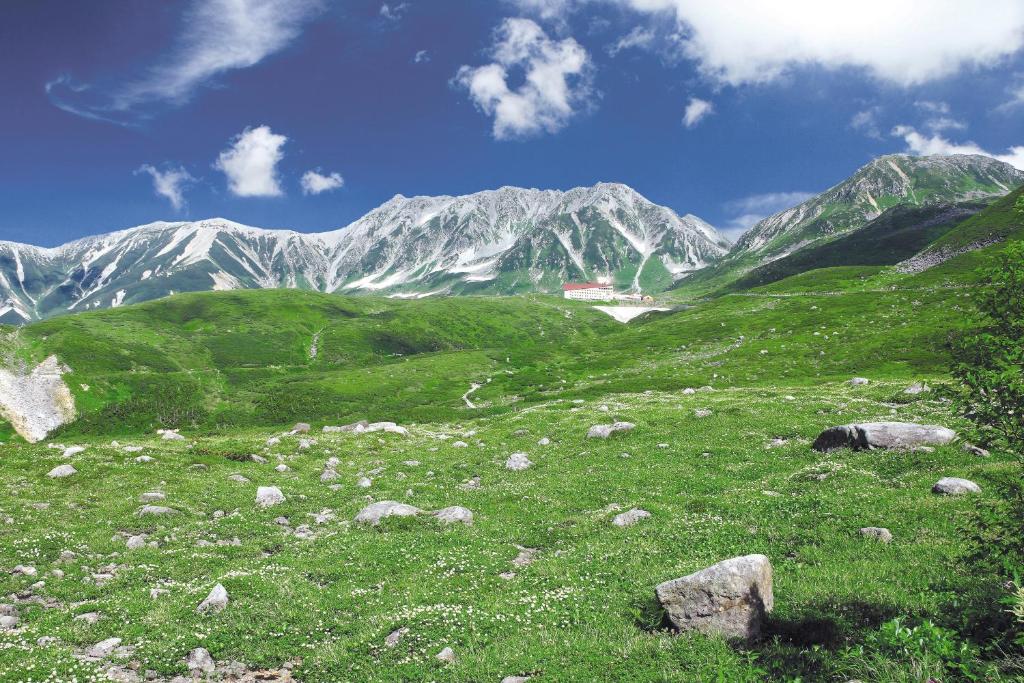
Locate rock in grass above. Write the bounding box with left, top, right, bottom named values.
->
left=255, top=486, right=285, bottom=508
left=47, top=464, right=76, bottom=478
left=357, top=476, right=372, bottom=488
left=355, top=501, right=422, bottom=525
left=655, top=554, right=773, bottom=641
left=848, top=377, right=870, bottom=386
left=365, top=421, right=409, bottom=435
left=0, top=615, right=18, bottom=630
left=62, top=445, right=85, bottom=458
left=433, top=506, right=473, bottom=525
left=963, top=443, right=990, bottom=457
left=435, top=646, right=456, bottom=663
left=904, top=382, right=929, bottom=395
left=86, top=637, right=122, bottom=659
left=137, top=505, right=176, bottom=516
left=197, top=583, right=228, bottom=613
left=505, top=453, right=533, bottom=471
left=612, top=508, right=651, bottom=527
left=138, top=492, right=165, bottom=503
left=186, top=647, right=216, bottom=673
left=385, top=627, right=408, bottom=648
left=587, top=422, right=635, bottom=439
left=125, top=535, right=146, bottom=550
left=812, top=422, right=955, bottom=452
left=452, top=440, right=469, bottom=448
left=320, top=469, right=339, bottom=482
left=859, top=527, right=893, bottom=543
left=932, top=477, right=981, bottom=495
left=160, top=430, right=185, bottom=441
left=502, top=677, right=531, bottom=683
left=291, top=423, right=311, bottom=434
left=228, top=474, right=250, bottom=483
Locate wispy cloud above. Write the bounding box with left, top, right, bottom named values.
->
left=47, top=0, right=322, bottom=123
left=380, top=2, right=409, bottom=22
left=720, top=191, right=816, bottom=241
left=301, top=169, right=345, bottom=195
left=214, top=125, right=288, bottom=197
left=134, top=165, right=195, bottom=211
left=850, top=106, right=883, bottom=140
left=607, top=27, right=656, bottom=57
left=455, top=18, right=593, bottom=140
left=892, top=125, right=1024, bottom=170
left=413, top=50, right=430, bottom=64
left=682, top=97, right=713, bottom=128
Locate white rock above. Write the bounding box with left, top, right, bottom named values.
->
left=136, top=505, right=176, bottom=516
left=134, top=455, right=155, bottom=463
left=932, top=477, right=981, bottom=495
left=612, top=508, right=651, bottom=527
left=125, top=535, right=146, bottom=550
left=538, top=437, right=551, bottom=446
left=433, top=506, right=473, bottom=526
left=435, top=646, right=456, bottom=663
left=161, top=430, right=185, bottom=441
left=86, top=637, right=122, bottom=659
left=62, top=445, right=85, bottom=458
left=138, top=492, right=165, bottom=503
left=47, top=464, right=76, bottom=478
left=452, top=440, right=469, bottom=448
left=587, top=422, right=635, bottom=439
left=197, top=583, right=229, bottom=613
left=186, top=647, right=216, bottom=673
left=274, top=464, right=290, bottom=472
left=357, top=476, right=372, bottom=488
left=505, top=453, right=533, bottom=471
left=255, top=486, right=285, bottom=508
left=849, top=377, right=870, bottom=386
left=354, top=501, right=422, bottom=525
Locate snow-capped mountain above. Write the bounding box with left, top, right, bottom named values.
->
left=0, top=183, right=730, bottom=322
left=731, top=154, right=1024, bottom=262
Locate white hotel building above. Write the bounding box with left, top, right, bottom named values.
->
left=562, top=283, right=616, bottom=301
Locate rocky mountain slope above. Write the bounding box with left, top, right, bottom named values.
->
left=0, top=183, right=729, bottom=323
left=732, top=154, right=1023, bottom=261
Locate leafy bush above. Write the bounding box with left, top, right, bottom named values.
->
left=949, top=240, right=1024, bottom=451
left=840, top=618, right=986, bottom=682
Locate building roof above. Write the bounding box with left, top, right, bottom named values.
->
left=562, top=282, right=612, bottom=291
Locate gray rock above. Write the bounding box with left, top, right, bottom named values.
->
left=655, top=554, right=773, bottom=641
left=136, top=505, right=176, bottom=516
left=963, top=443, right=991, bottom=457
left=0, top=615, right=18, bottom=630
left=813, top=422, right=956, bottom=452
left=435, top=646, right=456, bottom=663
left=587, top=422, right=635, bottom=439
left=134, top=455, right=155, bottom=463
left=505, top=453, right=533, bottom=471
left=74, top=611, right=101, bottom=624
left=161, top=430, right=185, bottom=441
left=292, top=423, right=311, bottom=434
left=47, top=464, right=77, bottom=478
left=502, top=677, right=531, bottom=683
left=933, top=477, right=981, bottom=495
left=138, top=492, right=165, bottom=503
left=355, top=501, right=422, bottom=525
left=365, top=421, right=408, bottom=435
left=251, top=454, right=268, bottom=464
left=849, top=377, right=870, bottom=386
left=228, top=474, right=250, bottom=483
left=197, top=583, right=228, bottom=613
left=433, top=506, right=473, bottom=526
left=859, top=527, right=893, bottom=543
left=904, top=382, right=929, bottom=395
left=452, top=440, right=469, bottom=448
left=86, top=637, right=122, bottom=659
left=186, top=647, right=215, bottom=673
left=357, top=476, right=372, bottom=488
left=612, top=508, right=651, bottom=527
left=255, top=486, right=285, bottom=508
left=385, top=627, right=408, bottom=648
left=320, top=469, right=339, bottom=482
left=125, top=535, right=146, bottom=550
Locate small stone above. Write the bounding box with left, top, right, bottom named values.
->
left=904, top=382, right=929, bottom=395
left=274, top=464, right=290, bottom=472
left=125, top=535, right=146, bottom=550
left=161, top=430, right=185, bottom=441
left=694, top=408, right=712, bottom=418
left=849, top=377, right=870, bottom=386
left=320, top=469, right=339, bottom=482
left=266, top=436, right=281, bottom=446
left=292, top=423, right=311, bottom=434
left=433, top=506, right=473, bottom=525
left=612, top=508, right=651, bottom=527
left=137, top=505, right=176, bottom=516
left=197, top=583, right=229, bottom=613
left=538, top=437, right=550, bottom=446
left=357, top=476, right=372, bottom=488
left=228, top=474, right=250, bottom=483
left=354, top=501, right=422, bottom=525
left=963, top=443, right=990, bottom=457
left=186, top=647, right=215, bottom=673
left=932, top=477, right=981, bottom=495
left=87, top=637, right=123, bottom=659
left=587, top=422, right=635, bottom=439
left=435, top=647, right=456, bottom=663
left=682, top=388, right=696, bottom=395
left=0, top=615, right=19, bottom=630
left=47, top=464, right=77, bottom=479
left=452, top=441, right=469, bottom=448
left=859, top=527, right=893, bottom=543
left=385, top=627, right=408, bottom=648
left=134, top=455, right=155, bottom=463
left=59, top=550, right=76, bottom=562
left=505, top=453, right=533, bottom=471
left=63, top=445, right=86, bottom=458
left=502, top=677, right=531, bottom=683
left=255, top=486, right=285, bottom=508
left=75, top=612, right=101, bottom=624
left=13, top=564, right=37, bottom=576
left=251, top=454, right=268, bottom=464
left=138, top=492, right=165, bottom=503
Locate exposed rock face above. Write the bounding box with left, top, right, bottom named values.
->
left=932, top=477, right=981, bottom=495
left=355, top=501, right=422, bottom=525
left=813, top=422, right=956, bottom=451
left=655, top=554, right=774, bottom=641
left=0, top=355, right=75, bottom=442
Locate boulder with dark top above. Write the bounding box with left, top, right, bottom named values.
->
left=813, top=422, right=955, bottom=452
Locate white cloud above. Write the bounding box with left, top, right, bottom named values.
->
left=607, top=26, right=656, bottom=56
left=414, top=49, right=430, bottom=64
left=214, top=125, right=288, bottom=197
left=301, top=170, right=345, bottom=195
left=134, top=165, right=195, bottom=211
left=508, top=0, right=576, bottom=21
left=850, top=107, right=883, bottom=140
left=47, top=0, right=321, bottom=121
left=380, top=3, right=409, bottom=21
left=455, top=18, right=593, bottom=139
left=607, top=0, right=1024, bottom=86
left=720, top=191, right=816, bottom=241
left=892, top=125, right=1024, bottom=170
left=682, top=97, right=713, bottom=128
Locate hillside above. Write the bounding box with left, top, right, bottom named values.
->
left=0, top=184, right=729, bottom=323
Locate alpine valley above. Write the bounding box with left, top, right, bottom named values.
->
left=3, top=153, right=1021, bottom=323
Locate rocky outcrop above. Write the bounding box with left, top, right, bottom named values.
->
left=0, top=355, right=75, bottom=442
left=655, top=554, right=773, bottom=641
left=813, top=422, right=956, bottom=452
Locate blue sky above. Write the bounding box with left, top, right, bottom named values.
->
left=2, top=0, right=1023, bottom=246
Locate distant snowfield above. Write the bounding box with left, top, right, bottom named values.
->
left=593, top=305, right=670, bottom=323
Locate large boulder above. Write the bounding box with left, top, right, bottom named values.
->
left=255, top=486, right=285, bottom=508
left=932, top=477, right=981, bottom=495
left=813, top=422, right=955, bottom=452
left=655, top=554, right=773, bottom=641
